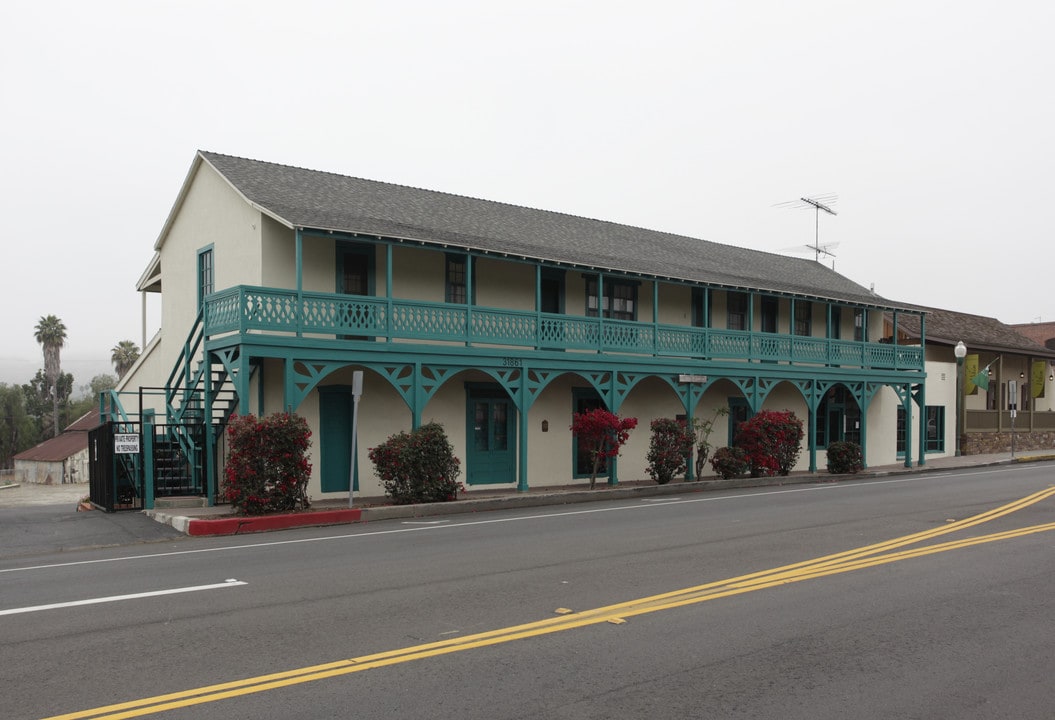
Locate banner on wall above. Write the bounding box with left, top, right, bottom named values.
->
left=964, top=354, right=980, bottom=395
left=1031, top=361, right=1047, bottom=399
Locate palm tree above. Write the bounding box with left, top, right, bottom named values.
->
left=33, top=315, right=67, bottom=437
left=111, top=340, right=140, bottom=380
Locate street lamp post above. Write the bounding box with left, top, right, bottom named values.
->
left=954, top=341, right=967, bottom=456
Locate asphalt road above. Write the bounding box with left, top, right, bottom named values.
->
left=4, top=463, right=1055, bottom=719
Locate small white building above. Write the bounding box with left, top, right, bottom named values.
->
left=13, top=410, right=99, bottom=485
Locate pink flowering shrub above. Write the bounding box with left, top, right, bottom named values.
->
left=223, top=413, right=312, bottom=515
left=368, top=422, right=463, bottom=504
left=570, top=408, right=637, bottom=489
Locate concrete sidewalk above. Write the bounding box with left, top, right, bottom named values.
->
left=145, top=450, right=1055, bottom=537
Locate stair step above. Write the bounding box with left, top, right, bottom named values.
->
left=154, top=496, right=209, bottom=509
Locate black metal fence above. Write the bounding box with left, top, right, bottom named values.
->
left=88, top=422, right=143, bottom=512
left=88, top=420, right=221, bottom=511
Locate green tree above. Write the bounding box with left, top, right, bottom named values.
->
left=23, top=369, right=73, bottom=439
left=0, top=384, right=39, bottom=468
left=110, top=340, right=140, bottom=380
left=33, top=315, right=67, bottom=437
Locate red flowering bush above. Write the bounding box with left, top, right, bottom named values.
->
left=734, top=410, right=804, bottom=477
left=646, top=417, right=695, bottom=484
left=368, top=422, right=463, bottom=504
left=570, top=408, right=638, bottom=489
left=223, top=412, right=312, bottom=515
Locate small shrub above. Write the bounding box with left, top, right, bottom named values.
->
left=646, top=417, right=695, bottom=484
left=710, top=446, right=748, bottom=479
left=570, top=408, right=638, bottom=489
left=734, top=410, right=804, bottom=477
left=368, top=422, right=463, bottom=504
left=827, top=441, right=864, bottom=474
left=223, top=412, right=312, bottom=515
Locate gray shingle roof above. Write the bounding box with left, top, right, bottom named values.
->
left=199, top=151, right=909, bottom=309
left=897, top=306, right=1055, bottom=358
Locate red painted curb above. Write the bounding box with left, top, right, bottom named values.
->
left=187, top=509, right=363, bottom=536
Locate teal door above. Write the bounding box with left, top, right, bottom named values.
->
left=466, top=390, right=516, bottom=485
left=319, top=387, right=358, bottom=493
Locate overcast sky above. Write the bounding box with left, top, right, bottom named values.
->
left=2, top=1, right=1051, bottom=390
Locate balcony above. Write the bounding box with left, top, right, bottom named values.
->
left=204, top=285, right=924, bottom=371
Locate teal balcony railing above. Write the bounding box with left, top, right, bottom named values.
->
left=205, top=286, right=924, bottom=371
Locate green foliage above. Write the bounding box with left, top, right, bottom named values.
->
left=23, top=369, right=73, bottom=439
left=368, top=422, right=463, bottom=504
left=734, top=410, right=804, bottom=477
left=111, top=340, right=140, bottom=380
left=646, top=417, right=695, bottom=484
left=826, top=441, right=864, bottom=474
left=570, top=408, right=638, bottom=489
left=222, top=413, right=312, bottom=515
left=0, top=384, right=39, bottom=468
left=709, top=446, right=748, bottom=479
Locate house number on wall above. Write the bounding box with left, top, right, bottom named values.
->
left=502, top=357, right=523, bottom=367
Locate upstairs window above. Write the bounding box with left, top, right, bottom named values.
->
left=854, top=308, right=867, bottom=341
left=794, top=301, right=812, bottom=336
left=727, top=292, right=748, bottom=331
left=197, top=246, right=214, bottom=310
left=446, top=254, right=468, bottom=304
left=760, top=296, right=778, bottom=333
left=585, top=276, right=637, bottom=321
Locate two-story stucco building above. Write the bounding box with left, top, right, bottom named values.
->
left=112, top=151, right=937, bottom=507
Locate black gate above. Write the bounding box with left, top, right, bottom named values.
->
left=88, top=422, right=143, bottom=512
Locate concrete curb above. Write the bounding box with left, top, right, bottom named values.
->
left=145, top=457, right=1026, bottom=537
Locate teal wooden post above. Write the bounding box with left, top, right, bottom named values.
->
left=860, top=390, right=870, bottom=468
left=465, top=252, right=473, bottom=346
left=204, top=355, right=216, bottom=506
left=807, top=383, right=818, bottom=473
left=517, top=371, right=530, bottom=492
left=916, top=383, right=926, bottom=467
left=902, top=387, right=913, bottom=468
left=295, top=229, right=303, bottom=338
left=143, top=409, right=155, bottom=511
left=386, top=244, right=394, bottom=343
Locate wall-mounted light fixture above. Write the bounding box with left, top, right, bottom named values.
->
left=541, top=420, right=549, bottom=432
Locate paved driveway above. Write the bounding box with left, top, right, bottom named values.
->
left=0, top=482, right=185, bottom=560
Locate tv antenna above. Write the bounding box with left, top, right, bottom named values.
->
left=774, top=194, right=839, bottom=265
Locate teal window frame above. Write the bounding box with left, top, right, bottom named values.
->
left=794, top=301, right=812, bottom=336
left=445, top=253, right=475, bottom=304
left=896, top=405, right=945, bottom=454
left=584, top=275, right=638, bottom=321
left=727, top=292, right=748, bottom=331
left=197, top=245, right=214, bottom=310
left=760, top=296, right=778, bottom=333
left=691, top=288, right=710, bottom=328
left=854, top=308, right=867, bottom=342
left=727, top=397, right=751, bottom=446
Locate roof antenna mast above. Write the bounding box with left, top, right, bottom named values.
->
left=774, top=193, right=839, bottom=267
left=799, top=196, right=837, bottom=262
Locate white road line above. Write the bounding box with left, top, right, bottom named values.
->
left=0, top=579, right=246, bottom=616
left=402, top=520, right=451, bottom=525
left=0, top=466, right=1032, bottom=577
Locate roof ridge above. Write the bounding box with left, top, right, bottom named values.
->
left=199, top=150, right=812, bottom=263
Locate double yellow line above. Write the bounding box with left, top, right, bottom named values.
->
left=46, top=486, right=1055, bottom=720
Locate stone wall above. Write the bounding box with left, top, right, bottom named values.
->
left=962, top=431, right=1055, bottom=455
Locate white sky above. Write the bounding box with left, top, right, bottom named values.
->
left=1, top=1, right=1052, bottom=389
